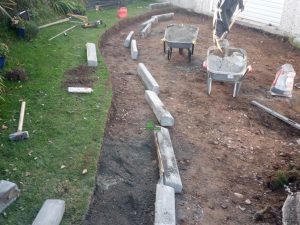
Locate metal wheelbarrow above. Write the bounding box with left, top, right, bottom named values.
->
left=203, top=46, right=252, bottom=97
left=162, top=24, right=199, bottom=62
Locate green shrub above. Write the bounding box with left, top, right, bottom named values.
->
left=49, top=0, right=85, bottom=15
left=0, top=42, right=9, bottom=57
left=25, top=20, right=39, bottom=40
left=0, top=75, right=4, bottom=101
left=272, top=170, right=288, bottom=190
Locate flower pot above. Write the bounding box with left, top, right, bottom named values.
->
left=17, top=27, right=26, bottom=38
left=0, top=56, right=5, bottom=69
left=118, top=7, right=128, bottom=19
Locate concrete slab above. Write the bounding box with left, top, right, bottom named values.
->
left=32, top=199, right=65, bottom=225
left=292, top=37, right=300, bottom=48
left=154, top=127, right=182, bottom=193
left=149, top=2, right=172, bottom=10
left=0, top=180, right=20, bottom=213
left=68, top=87, right=93, bottom=93
left=137, top=63, right=160, bottom=94
left=145, top=90, right=174, bottom=127
left=282, top=193, right=300, bottom=225
left=140, top=17, right=158, bottom=31
left=154, top=184, right=175, bottom=225
left=124, top=31, right=134, bottom=48
left=152, top=13, right=174, bottom=22
left=131, top=39, right=139, bottom=60
left=141, top=22, right=152, bottom=38
left=86, top=42, right=98, bottom=67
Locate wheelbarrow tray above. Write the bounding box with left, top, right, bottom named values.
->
left=206, top=46, right=247, bottom=82
left=206, top=46, right=248, bottom=97
left=162, top=24, right=199, bottom=48
left=162, top=24, right=199, bottom=62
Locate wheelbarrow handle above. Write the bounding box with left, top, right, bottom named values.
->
left=240, top=65, right=252, bottom=81
left=203, top=60, right=207, bottom=68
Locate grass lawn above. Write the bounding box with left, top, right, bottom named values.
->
left=0, top=1, right=152, bottom=224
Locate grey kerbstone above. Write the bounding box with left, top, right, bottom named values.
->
left=124, top=31, right=134, bottom=48
left=141, top=22, right=152, bottom=38
left=152, top=13, right=174, bottom=22
left=86, top=42, right=98, bottom=67
left=137, top=63, right=160, bottom=94
left=131, top=39, right=139, bottom=60
left=154, top=183, right=175, bottom=225
left=292, top=37, right=300, bottom=48
left=140, top=17, right=158, bottom=31
left=154, top=127, right=182, bottom=193
left=282, top=193, right=300, bottom=225
left=145, top=90, right=174, bottom=127
left=149, top=2, right=172, bottom=10
left=32, top=199, right=65, bottom=225
left=0, top=180, right=20, bottom=213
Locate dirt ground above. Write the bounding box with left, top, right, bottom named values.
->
left=83, top=9, right=300, bottom=225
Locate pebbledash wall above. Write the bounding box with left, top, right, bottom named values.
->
left=159, top=0, right=300, bottom=38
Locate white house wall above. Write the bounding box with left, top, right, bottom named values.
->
left=280, top=0, right=300, bottom=36
left=163, top=0, right=300, bottom=37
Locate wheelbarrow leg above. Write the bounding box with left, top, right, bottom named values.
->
left=192, top=44, right=194, bottom=54
left=163, top=41, right=166, bottom=53
left=167, top=47, right=172, bottom=60
left=233, top=82, right=242, bottom=97
left=207, top=77, right=212, bottom=95
left=188, top=48, right=192, bottom=62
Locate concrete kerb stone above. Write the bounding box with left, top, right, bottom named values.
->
left=86, top=42, right=98, bottom=67
left=154, top=127, right=183, bottom=193
left=149, top=2, right=172, bottom=10
left=137, top=63, right=160, bottom=94
left=0, top=180, right=20, bottom=213
left=282, top=192, right=300, bottom=225
left=32, top=199, right=65, bottom=225
left=140, top=16, right=158, bottom=32
left=131, top=39, right=139, bottom=60
left=145, top=90, right=174, bottom=127
left=292, top=37, right=300, bottom=48
left=141, top=22, right=152, bottom=38
left=154, top=183, right=176, bottom=225
left=152, top=13, right=174, bottom=22
left=124, top=31, right=134, bottom=48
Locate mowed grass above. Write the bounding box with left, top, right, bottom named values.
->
left=0, top=1, right=151, bottom=224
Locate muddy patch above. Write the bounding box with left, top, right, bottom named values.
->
left=63, top=65, right=97, bottom=87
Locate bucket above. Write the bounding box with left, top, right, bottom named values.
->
left=118, top=7, right=127, bottom=19
left=0, top=57, right=5, bottom=69
left=17, top=28, right=25, bottom=38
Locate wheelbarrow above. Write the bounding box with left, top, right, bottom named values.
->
left=203, top=46, right=252, bottom=97
left=162, top=24, right=199, bottom=62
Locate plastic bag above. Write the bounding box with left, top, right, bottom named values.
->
left=270, top=64, right=296, bottom=97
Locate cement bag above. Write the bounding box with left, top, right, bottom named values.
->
left=270, top=64, right=296, bottom=97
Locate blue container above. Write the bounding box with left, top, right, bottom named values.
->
left=17, top=28, right=25, bottom=38
left=0, top=57, right=5, bottom=69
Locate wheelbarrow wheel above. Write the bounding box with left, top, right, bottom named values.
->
left=167, top=48, right=172, bottom=60
left=188, top=48, right=192, bottom=62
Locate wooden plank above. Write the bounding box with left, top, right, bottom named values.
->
left=154, top=127, right=182, bottom=193
left=39, top=18, right=70, bottom=29
left=48, top=25, right=77, bottom=41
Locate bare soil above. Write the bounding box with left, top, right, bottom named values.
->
left=63, top=65, right=97, bottom=87
left=83, top=9, right=300, bottom=225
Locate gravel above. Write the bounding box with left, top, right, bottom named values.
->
left=208, top=51, right=245, bottom=73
